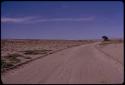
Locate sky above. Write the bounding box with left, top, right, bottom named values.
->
left=1, top=1, right=124, bottom=40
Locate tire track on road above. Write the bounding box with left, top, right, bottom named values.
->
left=94, top=44, right=123, bottom=65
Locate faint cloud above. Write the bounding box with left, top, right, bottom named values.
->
left=29, top=17, right=95, bottom=23
left=1, top=16, right=95, bottom=24
left=1, top=17, right=36, bottom=23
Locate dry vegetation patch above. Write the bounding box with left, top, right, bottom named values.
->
left=21, top=49, right=52, bottom=55
left=1, top=54, right=21, bottom=71
left=1, top=53, right=32, bottom=71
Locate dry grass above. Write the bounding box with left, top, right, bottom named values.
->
left=1, top=53, right=22, bottom=69
left=21, top=49, right=52, bottom=55
left=1, top=53, right=32, bottom=70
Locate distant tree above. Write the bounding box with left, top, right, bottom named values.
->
left=102, top=36, right=109, bottom=41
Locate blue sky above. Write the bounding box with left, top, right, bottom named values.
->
left=1, top=1, right=123, bottom=40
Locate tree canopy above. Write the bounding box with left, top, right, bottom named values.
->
left=102, top=36, right=109, bottom=41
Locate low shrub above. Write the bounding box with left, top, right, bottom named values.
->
left=22, top=49, right=52, bottom=55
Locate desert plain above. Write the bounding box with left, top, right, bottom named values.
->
left=1, top=39, right=124, bottom=84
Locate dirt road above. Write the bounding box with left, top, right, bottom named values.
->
left=1, top=43, right=123, bottom=84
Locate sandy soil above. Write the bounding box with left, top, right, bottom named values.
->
left=97, top=43, right=124, bottom=65
left=1, top=41, right=124, bottom=84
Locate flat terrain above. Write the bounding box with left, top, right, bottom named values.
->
left=1, top=39, right=124, bottom=84
left=1, top=39, right=95, bottom=72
